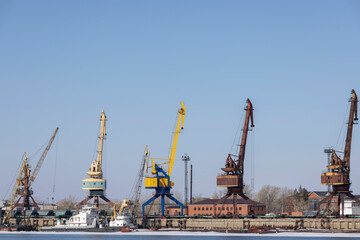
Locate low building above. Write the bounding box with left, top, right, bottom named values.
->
left=308, top=191, right=338, bottom=212
left=39, top=203, right=58, bottom=211
left=166, top=205, right=188, bottom=216
left=285, top=191, right=340, bottom=216
left=340, top=195, right=360, bottom=216
left=166, top=198, right=266, bottom=217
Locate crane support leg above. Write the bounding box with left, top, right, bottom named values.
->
left=100, top=195, right=114, bottom=206
left=161, top=195, right=165, bottom=216
left=142, top=194, right=160, bottom=217
left=317, top=192, right=335, bottom=216
left=142, top=191, right=184, bottom=217
left=166, top=194, right=184, bottom=215
left=346, top=192, right=360, bottom=205
left=214, top=192, right=231, bottom=217
left=238, top=193, right=250, bottom=200
left=29, top=196, right=40, bottom=210
left=233, top=194, right=238, bottom=217
left=340, top=194, right=344, bottom=218
left=77, top=196, right=93, bottom=213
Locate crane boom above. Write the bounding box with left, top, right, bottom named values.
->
left=215, top=98, right=256, bottom=218
left=319, top=89, right=360, bottom=217
left=129, top=146, right=149, bottom=215
left=238, top=99, right=254, bottom=177
left=143, top=101, right=186, bottom=217
left=78, top=110, right=113, bottom=212
left=30, top=127, right=59, bottom=183
left=87, top=110, right=107, bottom=179
left=343, top=89, right=358, bottom=172
left=168, top=101, right=186, bottom=176
left=96, top=110, right=107, bottom=176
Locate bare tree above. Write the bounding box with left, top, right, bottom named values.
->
left=191, top=193, right=206, bottom=203
left=56, top=195, right=77, bottom=210
left=279, top=187, right=294, bottom=213
left=173, top=190, right=183, bottom=204
left=211, top=189, right=227, bottom=199
left=254, top=185, right=309, bottom=215
left=255, top=185, right=281, bottom=214
left=243, top=184, right=253, bottom=199
left=292, top=186, right=310, bottom=212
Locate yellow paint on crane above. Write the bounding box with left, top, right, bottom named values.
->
left=168, top=101, right=186, bottom=177
left=82, top=110, right=108, bottom=190
left=326, top=165, right=343, bottom=170
left=144, top=101, right=186, bottom=189
left=145, top=177, right=174, bottom=188
left=3, top=153, right=28, bottom=224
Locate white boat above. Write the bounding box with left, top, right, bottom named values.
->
left=109, top=212, right=136, bottom=228
left=42, top=205, right=99, bottom=231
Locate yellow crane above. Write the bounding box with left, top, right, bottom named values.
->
left=2, top=153, right=28, bottom=225
left=77, top=110, right=113, bottom=212
left=2, top=127, right=59, bottom=225
left=142, top=101, right=186, bottom=217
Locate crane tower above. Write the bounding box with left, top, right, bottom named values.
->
left=215, top=99, right=256, bottom=218
left=142, top=102, right=186, bottom=217
left=77, top=110, right=113, bottom=212
left=319, top=89, right=360, bottom=217
left=2, top=128, right=58, bottom=224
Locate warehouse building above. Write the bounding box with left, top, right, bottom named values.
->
left=166, top=198, right=266, bottom=217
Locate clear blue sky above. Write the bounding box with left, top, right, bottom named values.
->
left=0, top=1, right=359, bottom=203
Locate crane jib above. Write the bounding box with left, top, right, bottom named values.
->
left=30, top=127, right=59, bottom=183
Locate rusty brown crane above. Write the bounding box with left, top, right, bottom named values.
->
left=319, top=89, right=359, bottom=217
left=2, top=128, right=59, bottom=224
left=215, top=99, right=256, bottom=218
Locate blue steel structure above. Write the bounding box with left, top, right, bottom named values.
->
left=142, top=102, right=186, bottom=217
left=142, top=164, right=184, bottom=216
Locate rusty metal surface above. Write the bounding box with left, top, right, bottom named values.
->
left=217, top=175, right=242, bottom=187
left=214, top=99, right=258, bottom=218
left=319, top=90, right=360, bottom=217
left=321, top=173, right=349, bottom=185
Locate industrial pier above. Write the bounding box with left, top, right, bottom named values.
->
left=136, top=217, right=360, bottom=232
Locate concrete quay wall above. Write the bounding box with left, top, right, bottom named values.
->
left=147, top=218, right=360, bottom=231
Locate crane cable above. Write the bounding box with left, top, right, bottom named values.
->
left=2, top=154, right=24, bottom=201
left=250, top=128, right=255, bottom=194
left=28, top=138, right=48, bottom=166
left=165, top=112, right=180, bottom=174
left=229, top=102, right=246, bottom=155
left=52, top=132, right=59, bottom=204
left=91, top=121, right=102, bottom=164
left=2, top=133, right=51, bottom=201
left=335, top=102, right=350, bottom=154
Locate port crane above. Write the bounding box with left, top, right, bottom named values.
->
left=319, top=89, right=359, bottom=217
left=215, top=99, right=255, bottom=218
left=129, top=145, right=149, bottom=216
left=112, top=146, right=150, bottom=218
left=2, top=128, right=59, bottom=224
left=77, top=110, right=113, bottom=212
left=142, top=102, right=186, bottom=217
